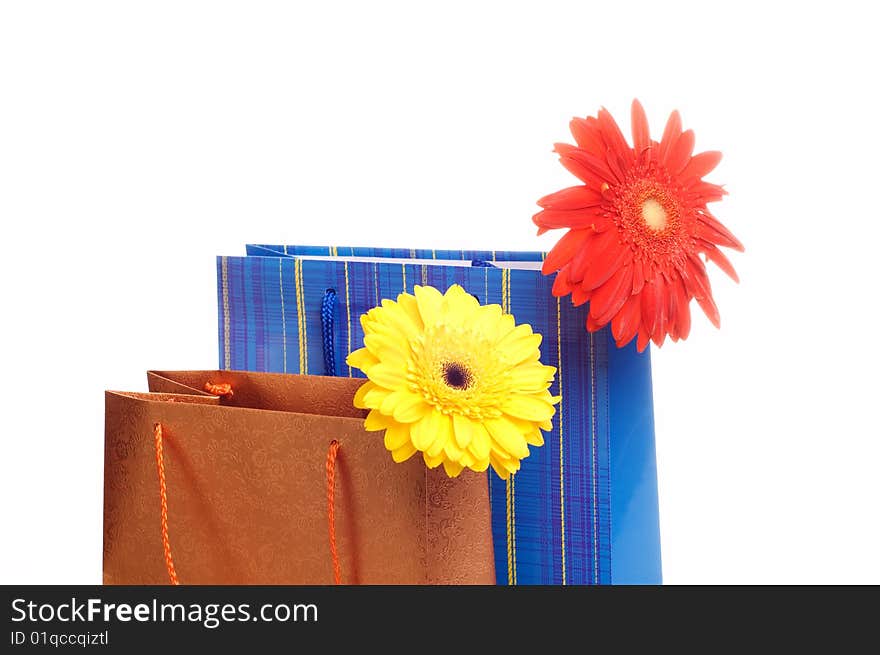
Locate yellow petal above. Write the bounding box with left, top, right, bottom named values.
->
left=452, top=413, right=473, bottom=449
left=489, top=453, right=518, bottom=479
left=346, top=347, right=379, bottom=373
left=499, top=332, right=543, bottom=366
left=442, top=284, right=480, bottom=323
left=414, top=285, right=444, bottom=327
left=423, top=409, right=453, bottom=456
left=411, top=414, right=437, bottom=451
left=484, top=417, right=529, bottom=459
left=383, top=421, right=411, bottom=451
left=360, top=310, right=401, bottom=341
left=379, top=391, right=397, bottom=415
left=470, top=302, right=501, bottom=332
left=489, top=457, right=510, bottom=480
left=495, top=452, right=522, bottom=474
left=525, top=429, right=545, bottom=447
left=492, top=313, right=517, bottom=341
left=469, top=457, right=490, bottom=473
left=532, top=389, right=561, bottom=404
left=396, top=293, right=424, bottom=331
left=459, top=451, right=475, bottom=467
left=506, top=416, right=549, bottom=447
left=443, top=437, right=463, bottom=461
left=366, top=363, right=408, bottom=391
left=500, top=394, right=556, bottom=422
left=364, top=333, right=408, bottom=368
left=362, top=385, right=391, bottom=409
left=380, top=298, right=420, bottom=341
left=467, top=422, right=491, bottom=460
left=507, top=363, right=556, bottom=392
left=499, top=322, right=534, bottom=344
left=391, top=391, right=430, bottom=423
left=434, top=412, right=455, bottom=456
left=391, top=442, right=417, bottom=463
left=442, top=459, right=465, bottom=477
left=364, top=409, right=390, bottom=431
left=359, top=313, right=374, bottom=334
left=352, top=381, right=376, bottom=409
left=423, top=451, right=444, bottom=469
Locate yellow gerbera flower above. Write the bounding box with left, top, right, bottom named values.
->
left=345, top=284, right=560, bottom=479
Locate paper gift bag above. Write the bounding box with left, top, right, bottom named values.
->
left=215, top=245, right=663, bottom=584
left=103, top=370, right=496, bottom=585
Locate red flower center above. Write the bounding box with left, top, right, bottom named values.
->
left=612, top=177, right=689, bottom=263
left=641, top=198, right=668, bottom=231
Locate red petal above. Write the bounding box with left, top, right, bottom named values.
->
left=695, top=212, right=744, bottom=251
left=657, top=110, right=682, bottom=163
left=696, top=294, right=720, bottom=329
left=589, top=215, right=615, bottom=233
left=680, top=151, right=722, bottom=181
left=585, top=312, right=603, bottom=332
left=552, top=267, right=573, bottom=296
left=641, top=278, right=668, bottom=346
left=566, top=230, right=602, bottom=282
left=666, top=277, right=681, bottom=342
left=555, top=143, right=616, bottom=184
left=605, top=147, right=629, bottom=183
left=636, top=327, right=651, bottom=352
left=580, top=230, right=631, bottom=291
left=590, top=264, right=634, bottom=326
left=682, top=255, right=720, bottom=328
left=571, top=286, right=590, bottom=307
left=631, top=259, right=646, bottom=295
left=612, top=293, right=641, bottom=346
left=597, top=107, right=633, bottom=164
left=537, top=185, right=604, bottom=210
left=664, top=129, right=695, bottom=174
left=569, top=117, right=604, bottom=154
left=636, top=140, right=657, bottom=166
left=631, top=99, right=650, bottom=154
left=640, top=279, right=658, bottom=335
left=542, top=229, right=591, bottom=274
left=533, top=208, right=606, bottom=232
left=672, top=277, right=691, bottom=340
left=702, top=244, right=740, bottom=282
left=686, top=180, right=727, bottom=202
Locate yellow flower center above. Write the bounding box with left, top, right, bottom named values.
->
left=641, top=198, right=668, bottom=231
left=408, top=325, right=506, bottom=420
left=441, top=361, right=474, bottom=390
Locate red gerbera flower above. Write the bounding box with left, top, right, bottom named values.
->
left=535, top=100, right=743, bottom=351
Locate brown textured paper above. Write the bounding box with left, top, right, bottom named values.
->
left=102, top=370, right=495, bottom=585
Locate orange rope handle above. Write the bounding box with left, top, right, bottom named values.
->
left=326, top=440, right=341, bottom=585
left=204, top=382, right=234, bottom=398
left=154, top=423, right=180, bottom=585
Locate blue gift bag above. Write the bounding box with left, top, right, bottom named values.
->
left=217, top=244, right=661, bottom=584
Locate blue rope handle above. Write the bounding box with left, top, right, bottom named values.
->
left=321, top=288, right=338, bottom=376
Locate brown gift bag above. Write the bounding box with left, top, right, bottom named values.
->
left=103, top=370, right=495, bottom=585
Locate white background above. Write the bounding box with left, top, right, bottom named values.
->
left=1, top=1, right=878, bottom=584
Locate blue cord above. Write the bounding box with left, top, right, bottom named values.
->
left=321, top=288, right=337, bottom=376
